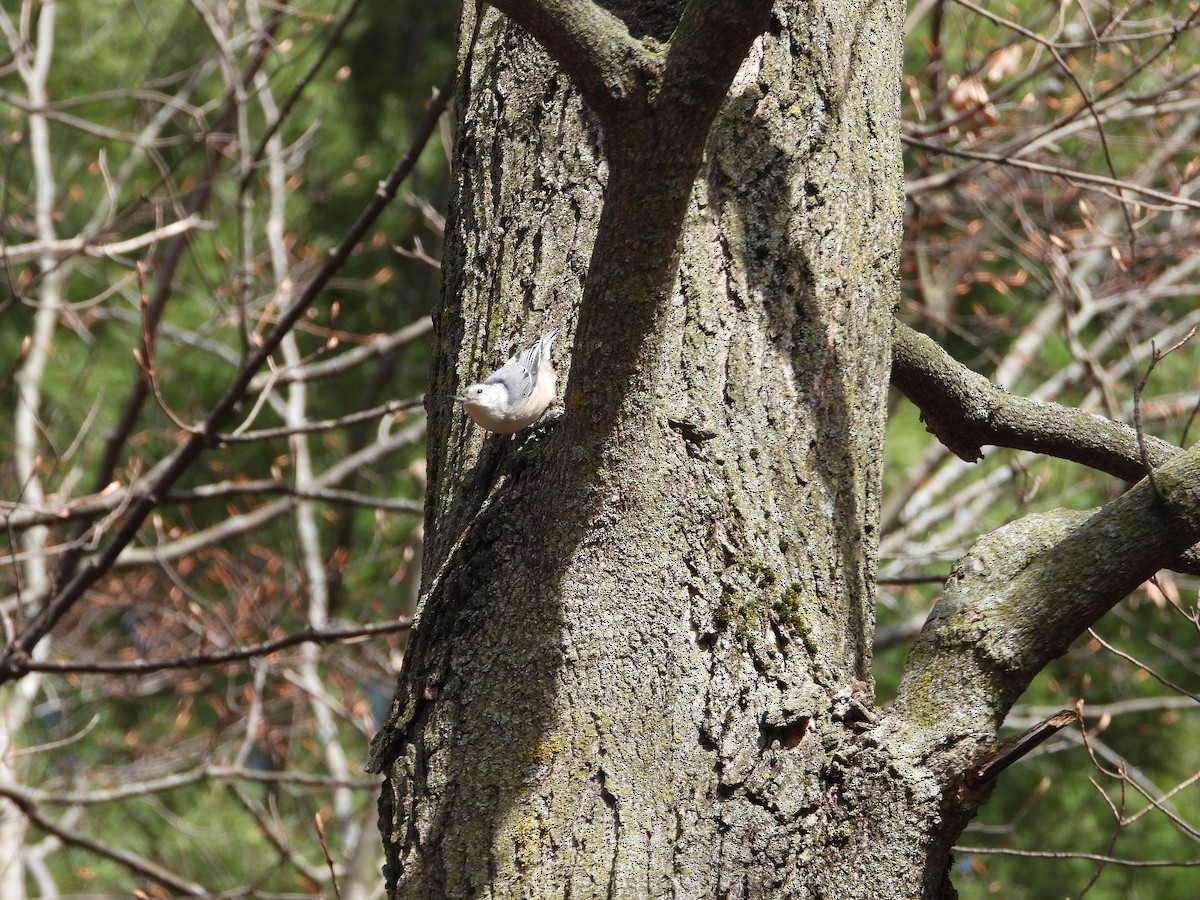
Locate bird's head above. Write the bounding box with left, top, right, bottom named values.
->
left=451, top=382, right=509, bottom=415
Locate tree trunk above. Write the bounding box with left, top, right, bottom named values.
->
left=369, top=2, right=967, bottom=896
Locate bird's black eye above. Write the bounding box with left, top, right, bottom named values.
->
left=474, top=386, right=483, bottom=395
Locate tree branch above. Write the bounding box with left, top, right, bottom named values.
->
left=0, top=783, right=210, bottom=897
left=890, top=319, right=1182, bottom=479
left=659, top=0, right=773, bottom=117
left=0, top=468, right=423, bottom=533
left=486, top=0, right=653, bottom=113
left=890, top=319, right=1200, bottom=573
left=903, top=134, right=1200, bottom=211
left=247, top=316, right=433, bottom=389
left=21, top=766, right=378, bottom=806
left=895, top=441, right=1200, bottom=738
left=0, top=215, right=211, bottom=266
left=14, top=619, right=411, bottom=677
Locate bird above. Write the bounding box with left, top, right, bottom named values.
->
left=452, top=329, right=559, bottom=433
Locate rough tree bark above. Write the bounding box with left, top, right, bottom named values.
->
left=369, top=2, right=1200, bottom=897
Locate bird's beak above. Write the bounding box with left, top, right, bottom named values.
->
left=450, top=394, right=466, bottom=403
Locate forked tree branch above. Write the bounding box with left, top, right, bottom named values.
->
left=486, top=0, right=653, bottom=113
left=659, top=0, right=773, bottom=117
left=488, top=0, right=774, bottom=130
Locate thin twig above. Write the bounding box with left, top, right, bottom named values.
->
left=903, top=135, right=1200, bottom=211
left=133, top=260, right=194, bottom=434
left=952, top=846, right=1200, bottom=868
left=14, top=618, right=413, bottom=676
left=314, top=812, right=344, bottom=900
left=1088, top=628, right=1200, bottom=705
left=217, top=395, right=424, bottom=443
left=1133, top=326, right=1198, bottom=498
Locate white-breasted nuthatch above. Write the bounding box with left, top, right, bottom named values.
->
left=452, top=329, right=559, bottom=433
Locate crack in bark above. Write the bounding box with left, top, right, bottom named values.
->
left=594, top=765, right=621, bottom=900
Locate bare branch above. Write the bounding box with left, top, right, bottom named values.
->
left=225, top=781, right=329, bottom=886
left=18, top=765, right=377, bottom=808
left=891, top=319, right=1180, bottom=479
left=0, top=215, right=211, bottom=266
left=86, top=7, right=289, bottom=498
left=905, top=6, right=1200, bottom=199
left=0, top=783, right=211, bottom=896
left=168, top=480, right=426, bottom=512
left=4, top=4, right=63, bottom=889
left=14, top=618, right=412, bottom=677
left=903, top=134, right=1200, bottom=211
left=948, top=0, right=1137, bottom=245
left=314, top=812, right=344, bottom=900
left=0, top=87, right=194, bottom=147
left=0, top=476, right=421, bottom=534
left=1088, top=629, right=1200, bottom=705
left=247, top=316, right=433, bottom=389
left=1008, top=696, right=1200, bottom=725
left=952, top=846, right=1200, bottom=869
left=219, top=396, right=424, bottom=442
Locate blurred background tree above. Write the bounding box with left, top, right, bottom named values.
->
left=0, top=0, right=1197, bottom=897
left=2, top=1, right=454, bottom=896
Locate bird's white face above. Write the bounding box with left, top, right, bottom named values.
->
left=457, top=382, right=507, bottom=413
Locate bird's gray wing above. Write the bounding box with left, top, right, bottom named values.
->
left=487, top=331, right=556, bottom=402
left=486, top=360, right=533, bottom=401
